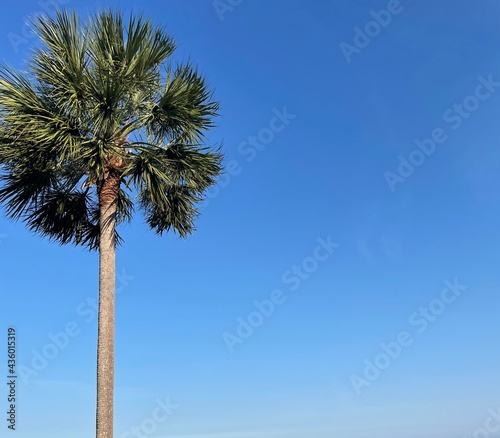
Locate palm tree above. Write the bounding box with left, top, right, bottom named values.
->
left=0, top=10, right=222, bottom=438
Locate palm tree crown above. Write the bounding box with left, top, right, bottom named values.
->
left=0, top=10, right=223, bottom=248
left=0, top=10, right=223, bottom=438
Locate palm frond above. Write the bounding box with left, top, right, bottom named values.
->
left=140, top=184, right=200, bottom=238
left=0, top=164, right=59, bottom=219
left=26, top=189, right=93, bottom=246
left=0, top=65, right=86, bottom=162
left=31, top=10, right=88, bottom=111
left=146, top=64, right=219, bottom=143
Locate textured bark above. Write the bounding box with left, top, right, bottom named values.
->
left=96, top=169, right=120, bottom=438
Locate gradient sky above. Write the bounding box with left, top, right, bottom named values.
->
left=1, top=1, right=500, bottom=437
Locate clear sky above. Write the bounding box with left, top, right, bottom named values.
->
left=1, top=1, right=500, bottom=437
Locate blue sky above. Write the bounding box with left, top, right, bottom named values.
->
left=1, top=0, right=500, bottom=437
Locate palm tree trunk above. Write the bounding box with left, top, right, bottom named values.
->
left=96, top=171, right=120, bottom=438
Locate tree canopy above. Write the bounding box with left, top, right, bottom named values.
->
left=0, top=10, right=223, bottom=249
